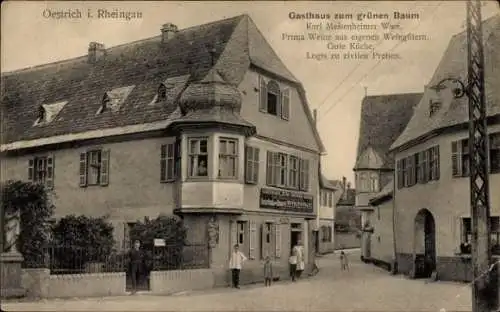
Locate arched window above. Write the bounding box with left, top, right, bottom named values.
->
left=359, top=173, right=368, bottom=192
left=156, top=84, right=167, bottom=103
left=101, top=94, right=110, bottom=112
left=266, top=80, right=280, bottom=116
left=38, top=106, right=46, bottom=122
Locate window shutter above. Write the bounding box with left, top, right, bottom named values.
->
left=434, top=146, right=440, bottom=180
left=28, top=158, right=34, bottom=181
left=245, top=146, right=252, bottom=183
left=160, top=144, right=167, bottom=182
left=454, top=217, right=462, bottom=254
left=253, top=148, right=260, bottom=183
left=299, top=159, right=304, bottom=190
left=275, top=223, right=281, bottom=258
left=303, top=159, right=310, bottom=191
left=266, top=151, right=273, bottom=185
left=396, top=159, right=402, bottom=189
left=249, top=220, right=257, bottom=259
left=46, top=155, right=54, bottom=189
left=79, top=152, right=87, bottom=187
left=259, top=76, right=267, bottom=112
left=174, top=139, right=181, bottom=179
left=260, top=224, right=266, bottom=260
left=280, top=88, right=290, bottom=120
left=100, top=149, right=110, bottom=186
left=452, top=141, right=462, bottom=177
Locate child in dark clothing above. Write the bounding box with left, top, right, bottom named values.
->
left=263, top=256, right=273, bottom=286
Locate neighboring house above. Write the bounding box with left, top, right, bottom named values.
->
left=334, top=178, right=360, bottom=249
left=353, top=92, right=423, bottom=261
left=367, top=177, right=395, bottom=271
left=389, top=15, right=500, bottom=281
left=316, top=174, right=337, bottom=254
left=0, top=15, right=326, bottom=286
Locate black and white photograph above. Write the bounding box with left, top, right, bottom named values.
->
left=1, top=1, right=499, bottom=311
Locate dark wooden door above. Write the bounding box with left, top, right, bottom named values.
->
left=424, top=214, right=436, bottom=276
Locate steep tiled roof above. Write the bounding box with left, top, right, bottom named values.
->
left=391, top=15, right=500, bottom=151
left=1, top=14, right=323, bottom=152
left=337, top=188, right=355, bottom=206
left=354, top=93, right=423, bottom=170
left=319, top=174, right=337, bottom=190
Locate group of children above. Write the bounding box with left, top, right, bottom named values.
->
left=229, top=243, right=350, bottom=289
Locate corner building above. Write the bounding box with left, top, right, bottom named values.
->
left=0, top=15, right=325, bottom=285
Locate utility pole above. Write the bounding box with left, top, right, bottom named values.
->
left=431, top=0, right=498, bottom=310
left=466, top=0, right=498, bottom=310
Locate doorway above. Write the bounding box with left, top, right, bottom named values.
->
left=414, top=209, right=436, bottom=278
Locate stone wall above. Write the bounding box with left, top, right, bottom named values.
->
left=149, top=269, right=215, bottom=295
left=21, top=269, right=126, bottom=299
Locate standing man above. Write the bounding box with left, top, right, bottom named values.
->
left=128, top=240, right=144, bottom=294
left=229, top=244, right=247, bottom=289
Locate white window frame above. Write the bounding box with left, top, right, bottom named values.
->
left=188, top=138, right=209, bottom=178
left=218, top=138, right=238, bottom=179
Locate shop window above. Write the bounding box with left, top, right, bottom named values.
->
left=188, top=138, right=208, bottom=178
left=460, top=217, right=500, bottom=255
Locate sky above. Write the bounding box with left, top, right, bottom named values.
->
left=2, top=1, right=499, bottom=185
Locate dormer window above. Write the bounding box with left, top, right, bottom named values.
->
left=33, top=101, right=68, bottom=126
left=156, top=84, right=167, bottom=103
left=429, top=99, right=442, bottom=117
left=38, top=106, right=46, bottom=122
left=259, top=76, right=290, bottom=120
left=101, top=94, right=111, bottom=113
left=96, top=85, right=135, bottom=114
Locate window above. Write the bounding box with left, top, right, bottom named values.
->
left=37, top=106, right=46, bottom=124
left=236, top=221, right=248, bottom=254
left=219, top=138, right=238, bottom=179
left=298, top=158, right=310, bottom=191
left=266, top=151, right=308, bottom=191
left=429, top=99, right=442, bottom=117
left=188, top=138, right=208, bottom=178
left=245, top=146, right=260, bottom=184
left=267, top=80, right=280, bottom=116
left=397, top=146, right=439, bottom=188
left=453, top=134, right=500, bottom=176
left=79, top=149, right=110, bottom=187
left=460, top=217, right=500, bottom=255
left=370, top=173, right=379, bottom=192
left=428, top=146, right=440, bottom=181
left=402, top=158, right=408, bottom=187
left=397, top=159, right=403, bottom=189
left=28, top=156, right=54, bottom=189
left=288, top=156, right=299, bottom=189
left=490, top=133, right=500, bottom=173
left=156, top=84, right=167, bottom=103
left=259, top=76, right=290, bottom=120
left=328, top=192, right=333, bottom=207
left=321, top=226, right=332, bottom=242
left=261, top=222, right=275, bottom=259
left=101, top=94, right=111, bottom=112
left=160, top=142, right=178, bottom=182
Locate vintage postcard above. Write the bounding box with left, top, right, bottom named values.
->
left=1, top=1, right=499, bottom=311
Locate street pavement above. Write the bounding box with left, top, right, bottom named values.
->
left=2, top=249, right=473, bottom=311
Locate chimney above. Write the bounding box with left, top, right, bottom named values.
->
left=342, top=176, right=347, bottom=200
left=161, top=23, right=178, bottom=43
left=88, top=42, right=105, bottom=63
left=313, top=109, right=317, bottom=125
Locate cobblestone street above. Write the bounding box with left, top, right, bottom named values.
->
left=2, top=250, right=472, bottom=312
